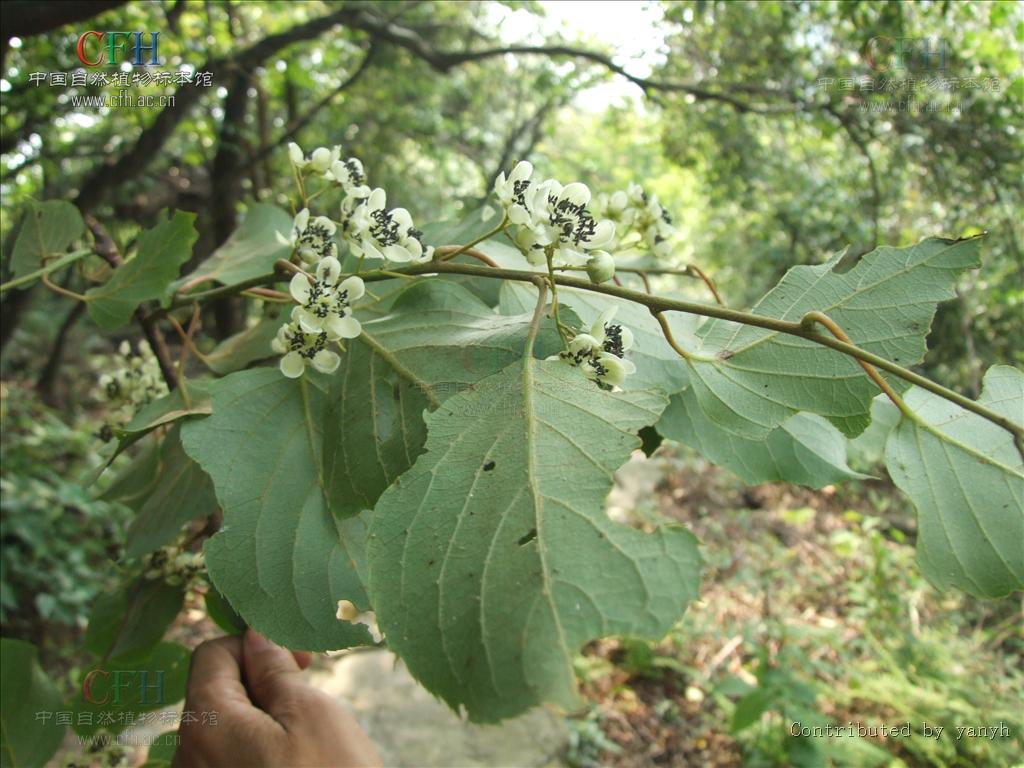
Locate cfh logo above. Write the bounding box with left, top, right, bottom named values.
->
left=82, top=668, right=166, bottom=705
left=76, top=31, right=161, bottom=67
left=863, top=36, right=949, bottom=72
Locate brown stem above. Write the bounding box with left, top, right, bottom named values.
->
left=652, top=311, right=694, bottom=361
left=800, top=311, right=909, bottom=415
left=433, top=245, right=500, bottom=268
left=685, top=264, right=725, bottom=305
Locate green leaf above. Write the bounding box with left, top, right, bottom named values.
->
left=72, top=643, right=190, bottom=737
left=9, top=200, right=85, bottom=286
left=847, top=395, right=901, bottom=468
left=173, top=203, right=292, bottom=290
left=205, top=317, right=282, bottom=375
left=204, top=584, right=246, bottom=635
left=367, top=360, right=701, bottom=722
left=124, top=385, right=212, bottom=435
left=660, top=392, right=868, bottom=487
left=683, top=236, right=982, bottom=439
left=323, top=279, right=569, bottom=517
left=93, top=385, right=213, bottom=481
left=885, top=365, right=1024, bottom=598
left=730, top=687, right=772, bottom=733
left=122, top=425, right=218, bottom=559
left=83, top=577, right=185, bottom=662
left=500, top=281, right=694, bottom=394
left=0, top=638, right=65, bottom=768
left=86, top=211, right=198, bottom=329
left=180, top=368, right=373, bottom=651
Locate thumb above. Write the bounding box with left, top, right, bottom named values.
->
left=242, top=628, right=307, bottom=720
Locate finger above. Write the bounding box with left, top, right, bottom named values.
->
left=292, top=650, right=313, bottom=670
left=242, top=628, right=309, bottom=724
left=185, top=636, right=253, bottom=713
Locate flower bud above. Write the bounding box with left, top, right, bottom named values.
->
left=585, top=251, right=616, bottom=284
left=310, top=147, right=332, bottom=173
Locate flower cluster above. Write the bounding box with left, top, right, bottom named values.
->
left=553, top=307, right=636, bottom=390
left=591, top=182, right=677, bottom=259
left=285, top=141, right=432, bottom=264
left=272, top=257, right=365, bottom=378
left=281, top=207, right=338, bottom=265
left=340, top=187, right=431, bottom=263
left=494, top=161, right=616, bottom=275
left=143, top=540, right=205, bottom=589
left=96, top=341, right=168, bottom=430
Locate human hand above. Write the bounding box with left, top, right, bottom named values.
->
left=173, top=628, right=382, bottom=767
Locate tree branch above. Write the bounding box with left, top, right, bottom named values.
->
left=159, top=257, right=1024, bottom=448
left=72, top=6, right=368, bottom=214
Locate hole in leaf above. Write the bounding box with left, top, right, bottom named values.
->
left=483, top=460, right=496, bottom=471
left=517, top=528, right=537, bottom=546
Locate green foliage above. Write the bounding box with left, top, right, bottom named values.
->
left=173, top=204, right=292, bottom=289
left=85, top=211, right=198, bottom=329
left=0, top=1, right=1020, bottom=753
left=367, top=359, right=701, bottom=721
left=324, top=280, right=570, bottom=517
left=107, top=425, right=217, bottom=559
left=8, top=201, right=85, bottom=286
left=0, top=638, right=66, bottom=768
left=682, top=237, right=982, bottom=439
left=659, top=400, right=868, bottom=488
left=0, top=386, right=129, bottom=631
left=181, top=368, right=374, bottom=651
left=82, top=577, right=185, bottom=662
left=886, top=365, right=1023, bottom=598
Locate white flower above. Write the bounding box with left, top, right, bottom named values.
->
left=341, top=188, right=432, bottom=263
left=277, top=208, right=338, bottom=265
left=581, top=351, right=635, bottom=389
left=287, top=142, right=340, bottom=174
left=288, top=260, right=364, bottom=340
left=493, top=160, right=535, bottom=225
left=551, top=306, right=636, bottom=391
left=272, top=310, right=342, bottom=379
left=96, top=340, right=169, bottom=430
left=593, top=182, right=676, bottom=258
left=326, top=157, right=371, bottom=197
left=496, top=166, right=616, bottom=269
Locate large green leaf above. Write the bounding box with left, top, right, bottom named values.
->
left=122, top=425, right=218, bottom=559
left=885, top=365, right=1024, bottom=598
left=367, top=360, right=701, bottom=722
left=659, top=392, right=868, bottom=487
left=83, top=577, right=185, bottom=662
left=683, top=237, right=982, bottom=439
left=86, top=211, right=198, bottom=329
left=180, top=369, right=373, bottom=651
left=500, top=281, right=695, bottom=394
left=173, top=203, right=292, bottom=290
left=8, top=200, right=85, bottom=286
left=323, top=279, right=569, bottom=517
left=0, top=638, right=65, bottom=768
